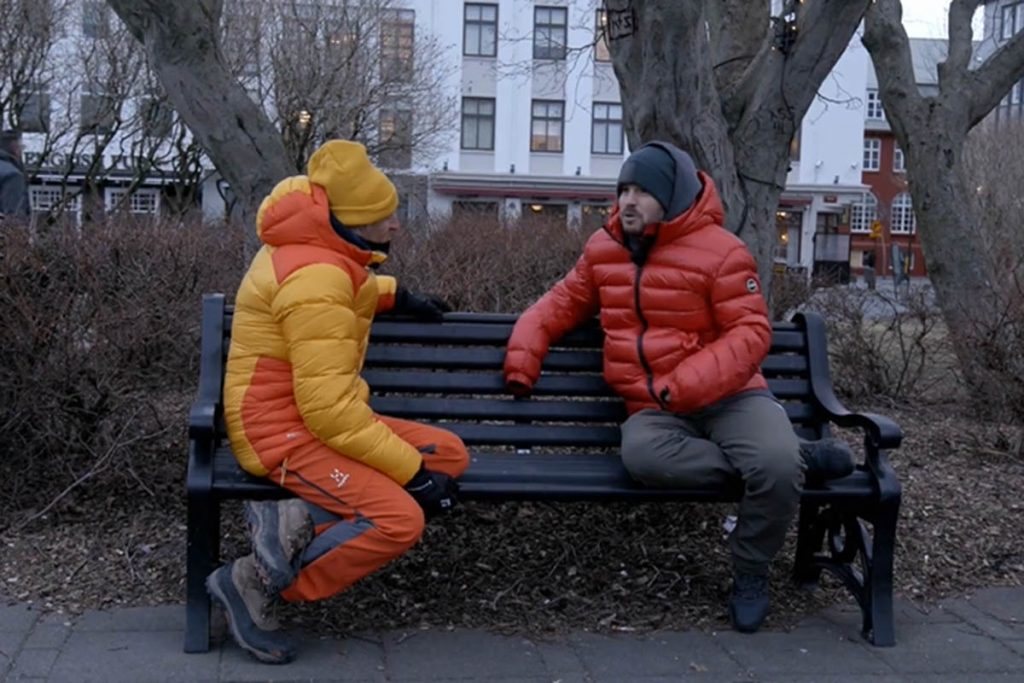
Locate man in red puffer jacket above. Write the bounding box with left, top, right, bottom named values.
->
left=503, top=141, right=854, bottom=634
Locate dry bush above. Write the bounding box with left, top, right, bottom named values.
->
left=386, top=211, right=590, bottom=312
left=962, top=124, right=1024, bottom=426
left=799, top=284, right=957, bottom=405
left=0, top=216, right=247, bottom=517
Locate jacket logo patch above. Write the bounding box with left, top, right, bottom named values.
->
left=746, top=278, right=759, bottom=293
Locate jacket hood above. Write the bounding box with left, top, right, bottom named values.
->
left=255, top=176, right=386, bottom=267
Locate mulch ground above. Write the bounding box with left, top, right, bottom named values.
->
left=1, top=401, right=1022, bottom=637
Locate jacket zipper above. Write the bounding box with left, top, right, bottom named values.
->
left=632, top=263, right=664, bottom=408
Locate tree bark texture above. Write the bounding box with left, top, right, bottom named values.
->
left=863, top=0, right=1024, bottom=407
left=605, top=0, right=871, bottom=290
left=105, top=0, right=291, bottom=229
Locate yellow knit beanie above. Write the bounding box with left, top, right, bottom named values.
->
left=307, top=140, right=398, bottom=226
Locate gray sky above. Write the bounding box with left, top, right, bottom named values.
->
left=901, top=0, right=985, bottom=38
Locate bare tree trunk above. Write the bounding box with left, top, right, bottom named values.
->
left=105, top=0, right=290, bottom=228
left=605, top=0, right=871, bottom=290
left=863, top=0, right=1024, bottom=410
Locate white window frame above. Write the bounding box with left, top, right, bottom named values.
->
left=106, top=187, right=160, bottom=215
left=891, top=192, right=916, bottom=235
left=893, top=146, right=906, bottom=173
left=866, top=89, right=885, bottom=120
left=30, top=186, right=82, bottom=224
left=1002, top=3, right=1023, bottom=41
left=863, top=138, right=881, bottom=172
left=850, top=193, right=878, bottom=233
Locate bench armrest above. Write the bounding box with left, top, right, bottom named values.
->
left=188, top=401, right=217, bottom=441
left=819, top=405, right=903, bottom=450
left=794, top=311, right=904, bottom=450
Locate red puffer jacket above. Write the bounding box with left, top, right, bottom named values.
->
left=504, top=172, right=771, bottom=415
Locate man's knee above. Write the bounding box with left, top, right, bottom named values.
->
left=746, top=444, right=804, bottom=494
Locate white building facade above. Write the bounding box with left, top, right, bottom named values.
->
left=12, top=0, right=895, bottom=279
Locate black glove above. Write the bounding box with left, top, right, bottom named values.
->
left=404, top=464, right=460, bottom=518
left=394, top=287, right=452, bottom=321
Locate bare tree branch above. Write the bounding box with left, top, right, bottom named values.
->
left=106, top=0, right=291, bottom=227
left=941, top=0, right=982, bottom=89
left=862, top=0, right=925, bottom=141
left=966, top=29, right=1024, bottom=127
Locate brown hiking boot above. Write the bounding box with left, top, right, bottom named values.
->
left=245, top=499, right=314, bottom=594
left=206, top=555, right=295, bottom=664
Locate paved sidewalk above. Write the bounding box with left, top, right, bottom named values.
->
left=2, top=587, right=1023, bottom=682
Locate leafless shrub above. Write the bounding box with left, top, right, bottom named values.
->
left=800, top=284, right=956, bottom=405
left=0, top=215, right=246, bottom=516
left=387, top=211, right=590, bottom=312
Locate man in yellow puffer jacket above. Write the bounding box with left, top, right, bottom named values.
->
left=207, top=140, right=469, bottom=664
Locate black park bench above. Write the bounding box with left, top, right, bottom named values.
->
left=186, top=293, right=903, bottom=653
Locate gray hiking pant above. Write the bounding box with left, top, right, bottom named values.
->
left=619, top=392, right=805, bottom=576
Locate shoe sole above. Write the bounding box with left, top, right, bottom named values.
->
left=245, top=501, right=314, bottom=594
left=206, top=568, right=294, bottom=664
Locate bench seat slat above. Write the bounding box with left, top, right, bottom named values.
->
left=368, top=396, right=816, bottom=424
left=370, top=396, right=626, bottom=422
left=210, top=449, right=874, bottom=502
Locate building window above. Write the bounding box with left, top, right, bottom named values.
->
left=866, top=89, right=885, bottom=120
left=1002, top=2, right=1023, bottom=41
left=530, top=100, right=564, bottom=152
left=863, top=137, right=881, bottom=171
left=452, top=200, right=499, bottom=222
left=891, top=192, right=916, bottom=234
left=461, top=97, right=495, bottom=150
left=80, top=92, right=118, bottom=134
left=789, top=127, right=801, bottom=162
left=893, top=145, right=906, bottom=173
left=140, top=98, right=173, bottom=138
left=581, top=203, right=610, bottom=230
left=850, top=193, right=878, bottom=233
left=381, top=9, right=415, bottom=80
left=533, top=6, right=567, bottom=60
left=82, top=0, right=109, bottom=39
left=378, top=107, right=413, bottom=169
left=464, top=3, right=497, bottom=57
left=595, top=10, right=611, bottom=62
left=591, top=102, right=623, bottom=155
left=524, top=202, right=568, bottom=221
left=997, top=79, right=1024, bottom=123
left=18, top=87, right=51, bottom=133
left=30, top=187, right=82, bottom=222
left=107, top=188, right=160, bottom=215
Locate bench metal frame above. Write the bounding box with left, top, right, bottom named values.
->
left=185, top=293, right=903, bottom=652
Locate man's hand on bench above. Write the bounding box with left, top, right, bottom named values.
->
left=404, top=464, right=460, bottom=518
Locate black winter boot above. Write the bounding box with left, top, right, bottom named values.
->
left=729, top=572, right=770, bottom=633
left=799, top=438, right=855, bottom=481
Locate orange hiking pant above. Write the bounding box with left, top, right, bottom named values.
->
left=270, top=416, right=469, bottom=603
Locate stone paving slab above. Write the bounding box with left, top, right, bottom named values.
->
left=5, top=589, right=1024, bottom=681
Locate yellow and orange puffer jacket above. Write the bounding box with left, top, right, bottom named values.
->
left=504, top=172, right=772, bottom=415
left=222, top=177, right=421, bottom=485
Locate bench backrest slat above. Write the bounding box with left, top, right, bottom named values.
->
left=200, top=297, right=824, bottom=449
